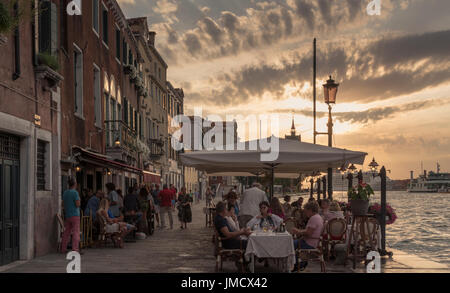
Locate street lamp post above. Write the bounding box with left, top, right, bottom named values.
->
left=369, top=158, right=393, bottom=257
left=314, top=76, right=339, bottom=201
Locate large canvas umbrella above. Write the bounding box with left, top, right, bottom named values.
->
left=180, top=137, right=367, bottom=198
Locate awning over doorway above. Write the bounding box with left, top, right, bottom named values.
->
left=72, top=146, right=143, bottom=175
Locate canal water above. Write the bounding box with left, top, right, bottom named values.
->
left=288, top=191, right=450, bottom=266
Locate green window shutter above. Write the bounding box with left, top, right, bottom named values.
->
left=123, top=98, right=128, bottom=124
left=123, top=40, right=127, bottom=64
left=102, top=7, right=108, bottom=44
left=116, top=29, right=120, bottom=60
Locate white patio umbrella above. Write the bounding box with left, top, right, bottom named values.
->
left=180, top=136, right=367, bottom=198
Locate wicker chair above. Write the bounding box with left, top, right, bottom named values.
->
left=358, top=217, right=379, bottom=254
left=56, top=214, right=65, bottom=252
left=295, top=226, right=327, bottom=273
left=325, top=218, right=347, bottom=260
left=96, top=213, right=122, bottom=248
left=214, top=229, right=246, bottom=273
left=284, top=218, right=298, bottom=235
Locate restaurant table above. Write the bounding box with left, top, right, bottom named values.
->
left=244, top=231, right=296, bottom=273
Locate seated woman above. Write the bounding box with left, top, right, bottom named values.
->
left=225, top=202, right=240, bottom=232
left=282, top=195, right=293, bottom=218
left=269, top=197, right=285, bottom=220
left=291, top=201, right=324, bottom=271
left=97, top=199, right=135, bottom=248
left=214, top=201, right=251, bottom=250
left=246, top=201, right=283, bottom=231
left=327, top=201, right=345, bottom=220
left=225, top=191, right=240, bottom=217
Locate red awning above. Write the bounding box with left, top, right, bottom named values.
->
left=73, top=146, right=143, bottom=175
left=143, top=171, right=161, bottom=184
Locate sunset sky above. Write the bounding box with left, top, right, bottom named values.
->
left=118, top=0, right=450, bottom=179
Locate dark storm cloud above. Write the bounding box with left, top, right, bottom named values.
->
left=184, top=32, right=202, bottom=56
left=194, top=29, right=450, bottom=107
left=274, top=99, right=450, bottom=125
left=199, top=17, right=224, bottom=45
left=294, top=0, right=316, bottom=29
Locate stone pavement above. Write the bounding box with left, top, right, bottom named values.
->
left=1, top=197, right=448, bottom=273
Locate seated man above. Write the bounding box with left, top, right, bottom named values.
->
left=291, top=201, right=324, bottom=271
left=246, top=201, right=283, bottom=231
left=214, top=201, right=251, bottom=250
left=84, top=190, right=104, bottom=220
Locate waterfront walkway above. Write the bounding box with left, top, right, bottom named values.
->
left=1, top=198, right=448, bottom=273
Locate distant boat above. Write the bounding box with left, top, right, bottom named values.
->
left=408, top=164, right=450, bottom=193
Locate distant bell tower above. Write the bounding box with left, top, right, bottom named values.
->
left=285, top=116, right=301, bottom=141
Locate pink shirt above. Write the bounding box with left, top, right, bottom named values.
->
left=305, top=214, right=324, bottom=248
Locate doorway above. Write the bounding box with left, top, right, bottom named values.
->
left=0, top=133, right=20, bottom=266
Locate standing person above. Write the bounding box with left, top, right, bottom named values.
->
left=158, top=184, right=174, bottom=229
left=106, top=183, right=120, bottom=218
left=206, top=187, right=213, bottom=207
left=282, top=195, right=293, bottom=218
left=194, top=189, right=199, bottom=204
left=117, top=189, right=124, bottom=215
left=138, top=188, right=150, bottom=235
left=61, top=177, right=81, bottom=254
left=177, top=187, right=193, bottom=229
left=238, top=182, right=268, bottom=229
left=152, top=184, right=161, bottom=229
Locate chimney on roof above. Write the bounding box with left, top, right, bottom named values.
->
left=148, top=31, right=156, bottom=47
left=410, top=171, right=414, bottom=180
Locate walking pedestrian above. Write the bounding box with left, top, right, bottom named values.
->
left=158, top=184, right=174, bottom=229
left=177, top=187, right=193, bottom=229
left=206, top=187, right=213, bottom=207
left=151, top=184, right=161, bottom=228
left=61, top=177, right=81, bottom=254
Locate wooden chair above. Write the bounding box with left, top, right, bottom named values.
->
left=284, top=218, right=298, bottom=235
left=325, top=218, right=347, bottom=260
left=80, top=211, right=93, bottom=249
left=214, top=229, right=246, bottom=273
left=359, top=217, right=379, bottom=254
left=56, top=214, right=65, bottom=252
left=295, top=226, right=327, bottom=273
left=96, top=213, right=122, bottom=248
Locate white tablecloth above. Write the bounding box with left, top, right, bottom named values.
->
left=245, top=232, right=296, bottom=272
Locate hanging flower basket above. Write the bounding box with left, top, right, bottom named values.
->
left=369, top=203, right=397, bottom=225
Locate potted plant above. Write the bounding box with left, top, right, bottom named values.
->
left=348, top=182, right=374, bottom=216
left=369, top=203, right=397, bottom=225
left=37, top=52, right=59, bottom=71
left=0, top=1, right=12, bottom=45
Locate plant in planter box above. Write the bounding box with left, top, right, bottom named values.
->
left=348, top=182, right=374, bottom=215
left=0, top=2, right=13, bottom=34
left=37, top=52, right=59, bottom=71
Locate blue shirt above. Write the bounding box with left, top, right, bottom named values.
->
left=84, top=196, right=100, bottom=220
left=63, top=189, right=80, bottom=218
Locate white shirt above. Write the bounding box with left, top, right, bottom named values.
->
left=225, top=216, right=240, bottom=232
left=239, top=187, right=268, bottom=217
left=246, top=214, right=283, bottom=230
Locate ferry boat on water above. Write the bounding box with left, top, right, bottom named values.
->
left=408, top=164, right=450, bottom=193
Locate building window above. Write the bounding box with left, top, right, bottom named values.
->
left=92, top=0, right=99, bottom=35
left=36, top=140, right=47, bottom=191
left=39, top=0, right=58, bottom=56
left=123, top=98, right=128, bottom=124
left=115, top=28, right=121, bottom=61
left=102, top=4, right=108, bottom=45
left=94, top=65, right=101, bottom=127
left=123, top=40, right=128, bottom=64
left=159, top=68, right=161, bottom=80
left=105, top=94, right=110, bottom=146
left=74, top=45, right=83, bottom=117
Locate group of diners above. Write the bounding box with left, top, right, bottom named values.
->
left=214, top=183, right=346, bottom=272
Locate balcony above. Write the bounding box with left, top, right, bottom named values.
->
left=148, top=138, right=165, bottom=161
left=105, top=120, right=138, bottom=164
